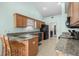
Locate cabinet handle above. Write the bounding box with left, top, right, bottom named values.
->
left=32, top=41, right=35, bottom=44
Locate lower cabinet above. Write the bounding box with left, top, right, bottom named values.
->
left=22, top=37, right=38, bottom=56
left=28, top=37, right=38, bottom=56
left=10, top=37, right=38, bottom=56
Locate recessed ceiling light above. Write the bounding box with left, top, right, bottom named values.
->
left=42, top=7, right=47, bottom=10
left=58, top=2, right=61, bottom=5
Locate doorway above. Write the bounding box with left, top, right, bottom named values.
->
left=49, top=22, right=57, bottom=39
left=53, top=25, right=57, bottom=37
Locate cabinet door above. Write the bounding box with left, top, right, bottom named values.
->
left=22, top=16, right=27, bottom=27
left=35, top=21, right=45, bottom=28
left=28, top=37, right=38, bottom=56
left=68, top=2, right=72, bottom=17
left=73, top=3, right=79, bottom=23
left=69, top=2, right=74, bottom=25
left=16, top=14, right=23, bottom=27
left=36, top=20, right=40, bottom=28
left=15, top=14, right=27, bottom=27
left=70, top=2, right=79, bottom=25
left=39, top=21, right=42, bottom=28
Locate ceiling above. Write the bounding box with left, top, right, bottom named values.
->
left=30, top=2, right=62, bottom=17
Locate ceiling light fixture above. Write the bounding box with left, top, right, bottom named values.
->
left=58, top=2, right=61, bottom=5
left=43, top=7, right=47, bottom=11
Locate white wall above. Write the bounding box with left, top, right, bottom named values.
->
left=43, top=2, right=79, bottom=39
left=43, top=3, right=69, bottom=39
left=43, top=14, right=68, bottom=38
left=0, top=2, right=43, bottom=35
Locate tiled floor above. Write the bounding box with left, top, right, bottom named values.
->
left=37, top=37, right=59, bottom=56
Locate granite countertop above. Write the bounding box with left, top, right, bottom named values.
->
left=9, top=34, right=38, bottom=41
left=59, top=34, right=74, bottom=39
left=56, top=38, right=79, bottom=56
left=7, top=31, right=41, bottom=36
left=7, top=31, right=40, bottom=41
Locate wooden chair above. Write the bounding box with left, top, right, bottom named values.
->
left=3, top=36, right=11, bottom=56
left=0, top=35, right=26, bottom=56
left=4, top=36, right=26, bottom=56
left=0, top=35, right=11, bottom=56
left=0, top=35, right=4, bottom=56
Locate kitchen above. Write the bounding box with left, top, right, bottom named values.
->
left=0, top=2, right=79, bottom=56
left=0, top=2, right=50, bottom=56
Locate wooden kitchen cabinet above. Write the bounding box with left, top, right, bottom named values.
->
left=22, top=16, right=27, bottom=27
left=22, top=37, right=38, bottom=56
left=36, top=20, right=45, bottom=29
left=68, top=3, right=72, bottom=18
left=10, top=36, right=38, bottom=56
left=68, top=2, right=79, bottom=26
left=15, top=13, right=27, bottom=28
left=16, top=14, right=23, bottom=27
left=28, top=37, right=38, bottom=56
left=15, top=13, right=45, bottom=28
left=35, top=20, right=40, bottom=29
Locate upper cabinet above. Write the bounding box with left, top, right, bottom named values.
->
left=14, top=13, right=45, bottom=28
left=40, top=21, right=45, bottom=28
left=15, top=13, right=27, bottom=28
left=35, top=20, right=45, bottom=29
left=35, top=20, right=40, bottom=29
left=68, top=2, right=79, bottom=26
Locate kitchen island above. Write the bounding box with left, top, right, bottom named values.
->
left=9, top=34, right=38, bottom=56
left=56, top=38, right=79, bottom=56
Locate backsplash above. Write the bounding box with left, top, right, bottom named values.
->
left=7, top=18, right=40, bottom=33
left=7, top=28, right=40, bottom=33
left=27, top=19, right=35, bottom=27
